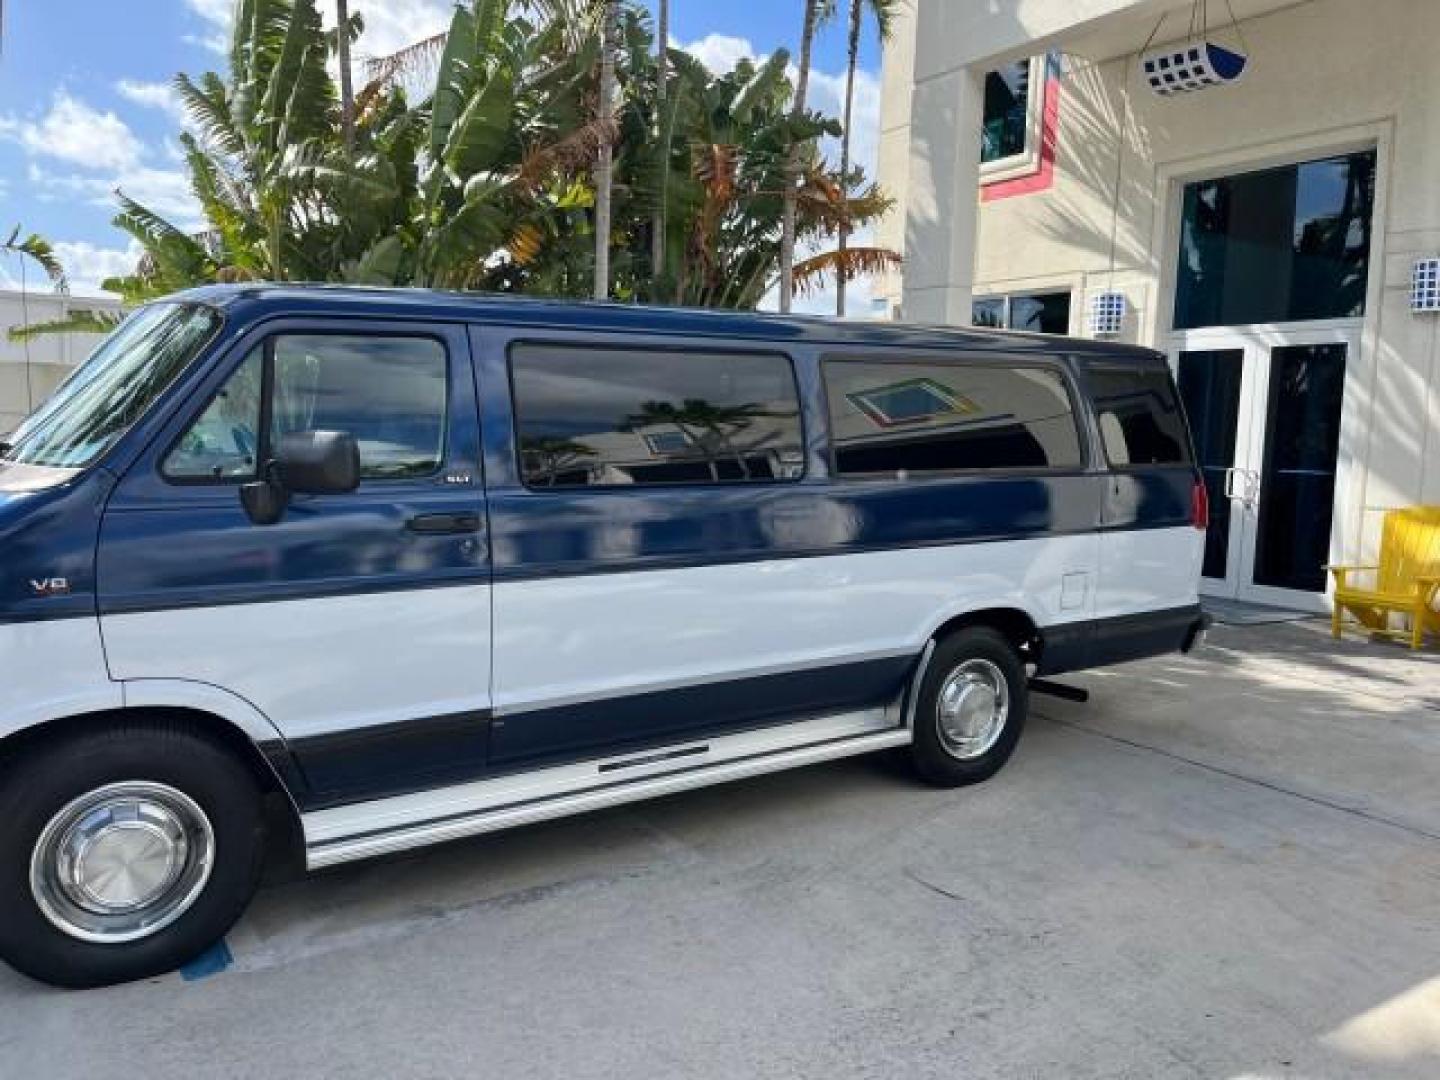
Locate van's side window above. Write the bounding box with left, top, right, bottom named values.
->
left=165, top=346, right=264, bottom=480
left=511, top=345, right=804, bottom=487
left=166, top=335, right=448, bottom=481
left=825, top=360, right=1083, bottom=478
left=1087, top=367, right=1191, bottom=467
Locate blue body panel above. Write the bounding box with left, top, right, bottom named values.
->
left=488, top=655, right=914, bottom=771
left=96, top=319, right=487, bottom=614
left=485, top=474, right=1111, bottom=583
left=0, top=465, right=113, bottom=624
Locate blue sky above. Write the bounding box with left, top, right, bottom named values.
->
left=0, top=1, right=885, bottom=300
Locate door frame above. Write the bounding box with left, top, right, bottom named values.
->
left=1165, top=320, right=1364, bottom=612
left=1144, top=122, right=1392, bottom=586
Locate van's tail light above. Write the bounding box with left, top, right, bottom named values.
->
left=1191, top=477, right=1210, bottom=531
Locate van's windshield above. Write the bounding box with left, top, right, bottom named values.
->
left=1, top=302, right=222, bottom=470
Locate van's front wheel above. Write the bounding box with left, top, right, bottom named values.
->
left=0, top=721, right=265, bottom=988
left=910, top=626, right=1028, bottom=787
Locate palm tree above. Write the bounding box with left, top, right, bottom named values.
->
left=624, top=398, right=788, bottom=480
left=836, top=0, right=898, bottom=317
left=778, top=0, right=834, bottom=313
left=32, top=0, right=897, bottom=319
left=336, top=0, right=356, bottom=152
left=593, top=0, right=620, bottom=299
left=519, top=435, right=597, bottom=485
left=651, top=0, right=669, bottom=283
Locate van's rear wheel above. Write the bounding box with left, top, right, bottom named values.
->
left=910, top=626, right=1027, bottom=787
left=0, top=721, right=264, bottom=988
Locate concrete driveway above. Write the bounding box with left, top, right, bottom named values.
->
left=3, top=620, right=1437, bottom=1079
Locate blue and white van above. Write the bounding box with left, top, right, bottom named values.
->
left=0, top=287, right=1208, bottom=986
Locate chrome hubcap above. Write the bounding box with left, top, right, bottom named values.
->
left=30, top=782, right=214, bottom=943
left=936, top=659, right=1010, bottom=760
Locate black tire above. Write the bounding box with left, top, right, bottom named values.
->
left=0, top=719, right=265, bottom=988
left=909, top=626, right=1028, bottom=787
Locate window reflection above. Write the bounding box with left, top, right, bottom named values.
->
left=972, top=291, right=1071, bottom=334
left=982, top=60, right=1031, bottom=164
left=1088, top=368, right=1191, bottom=467
left=512, top=346, right=804, bottom=488
left=5, top=303, right=221, bottom=469
left=165, top=335, right=448, bottom=481
left=1175, top=151, right=1376, bottom=329
left=826, top=361, right=1082, bottom=477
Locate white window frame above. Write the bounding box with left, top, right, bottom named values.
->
left=971, top=287, right=1074, bottom=335
left=979, top=55, right=1047, bottom=185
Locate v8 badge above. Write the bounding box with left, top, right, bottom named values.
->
left=29, top=577, right=71, bottom=597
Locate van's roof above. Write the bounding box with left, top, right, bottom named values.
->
left=171, top=283, right=1162, bottom=362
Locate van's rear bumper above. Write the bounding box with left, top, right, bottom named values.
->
left=1038, top=604, right=1209, bottom=676
left=1181, top=610, right=1213, bottom=654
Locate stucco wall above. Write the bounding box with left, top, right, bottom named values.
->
left=0, top=291, right=120, bottom=434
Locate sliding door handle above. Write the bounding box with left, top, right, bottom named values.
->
left=406, top=512, right=482, bottom=535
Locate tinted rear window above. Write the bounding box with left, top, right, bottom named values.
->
left=1087, top=366, right=1192, bottom=466
left=824, top=359, right=1083, bottom=478
left=511, top=344, right=804, bottom=488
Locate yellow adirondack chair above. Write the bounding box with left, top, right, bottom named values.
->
left=1329, top=506, right=1440, bottom=650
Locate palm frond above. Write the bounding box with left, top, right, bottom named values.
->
left=790, top=245, right=901, bottom=296
left=6, top=308, right=122, bottom=343
left=2, top=226, right=68, bottom=293
left=361, top=29, right=448, bottom=93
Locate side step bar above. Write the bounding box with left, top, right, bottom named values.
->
left=1029, top=678, right=1090, bottom=704
left=304, top=710, right=911, bottom=869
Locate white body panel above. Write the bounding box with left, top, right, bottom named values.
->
left=101, top=585, right=491, bottom=741
left=1095, top=524, right=1204, bottom=621
left=0, top=618, right=121, bottom=736
left=120, top=679, right=290, bottom=748
left=493, top=533, right=1102, bottom=714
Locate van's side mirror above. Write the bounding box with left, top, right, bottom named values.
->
left=276, top=430, right=361, bottom=495
left=239, top=430, right=360, bottom=526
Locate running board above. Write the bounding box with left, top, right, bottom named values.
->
left=303, top=708, right=911, bottom=869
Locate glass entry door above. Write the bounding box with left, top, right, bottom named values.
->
left=1171, top=329, right=1355, bottom=610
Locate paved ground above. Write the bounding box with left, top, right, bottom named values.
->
left=2, top=620, right=1438, bottom=1079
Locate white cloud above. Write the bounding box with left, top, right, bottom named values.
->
left=680, top=33, right=761, bottom=76
left=182, top=0, right=232, bottom=53
left=181, top=0, right=455, bottom=66
left=26, top=161, right=201, bottom=233
left=806, top=66, right=881, bottom=179
left=51, top=239, right=146, bottom=297
left=0, top=88, right=200, bottom=232
left=350, top=0, right=456, bottom=64
left=0, top=92, right=144, bottom=171
left=116, top=79, right=188, bottom=125
left=184, top=0, right=232, bottom=24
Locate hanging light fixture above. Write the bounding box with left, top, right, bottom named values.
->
left=1142, top=0, right=1249, bottom=97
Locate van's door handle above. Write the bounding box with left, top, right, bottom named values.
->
left=406, top=512, right=481, bottom=535
left=1223, top=468, right=1242, bottom=500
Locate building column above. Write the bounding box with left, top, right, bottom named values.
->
left=901, top=66, right=984, bottom=325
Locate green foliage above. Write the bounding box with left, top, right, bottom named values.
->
left=74, top=0, right=896, bottom=310
left=6, top=309, right=124, bottom=344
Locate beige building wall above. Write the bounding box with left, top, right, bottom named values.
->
left=878, top=0, right=1440, bottom=566
left=0, top=291, right=121, bottom=434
